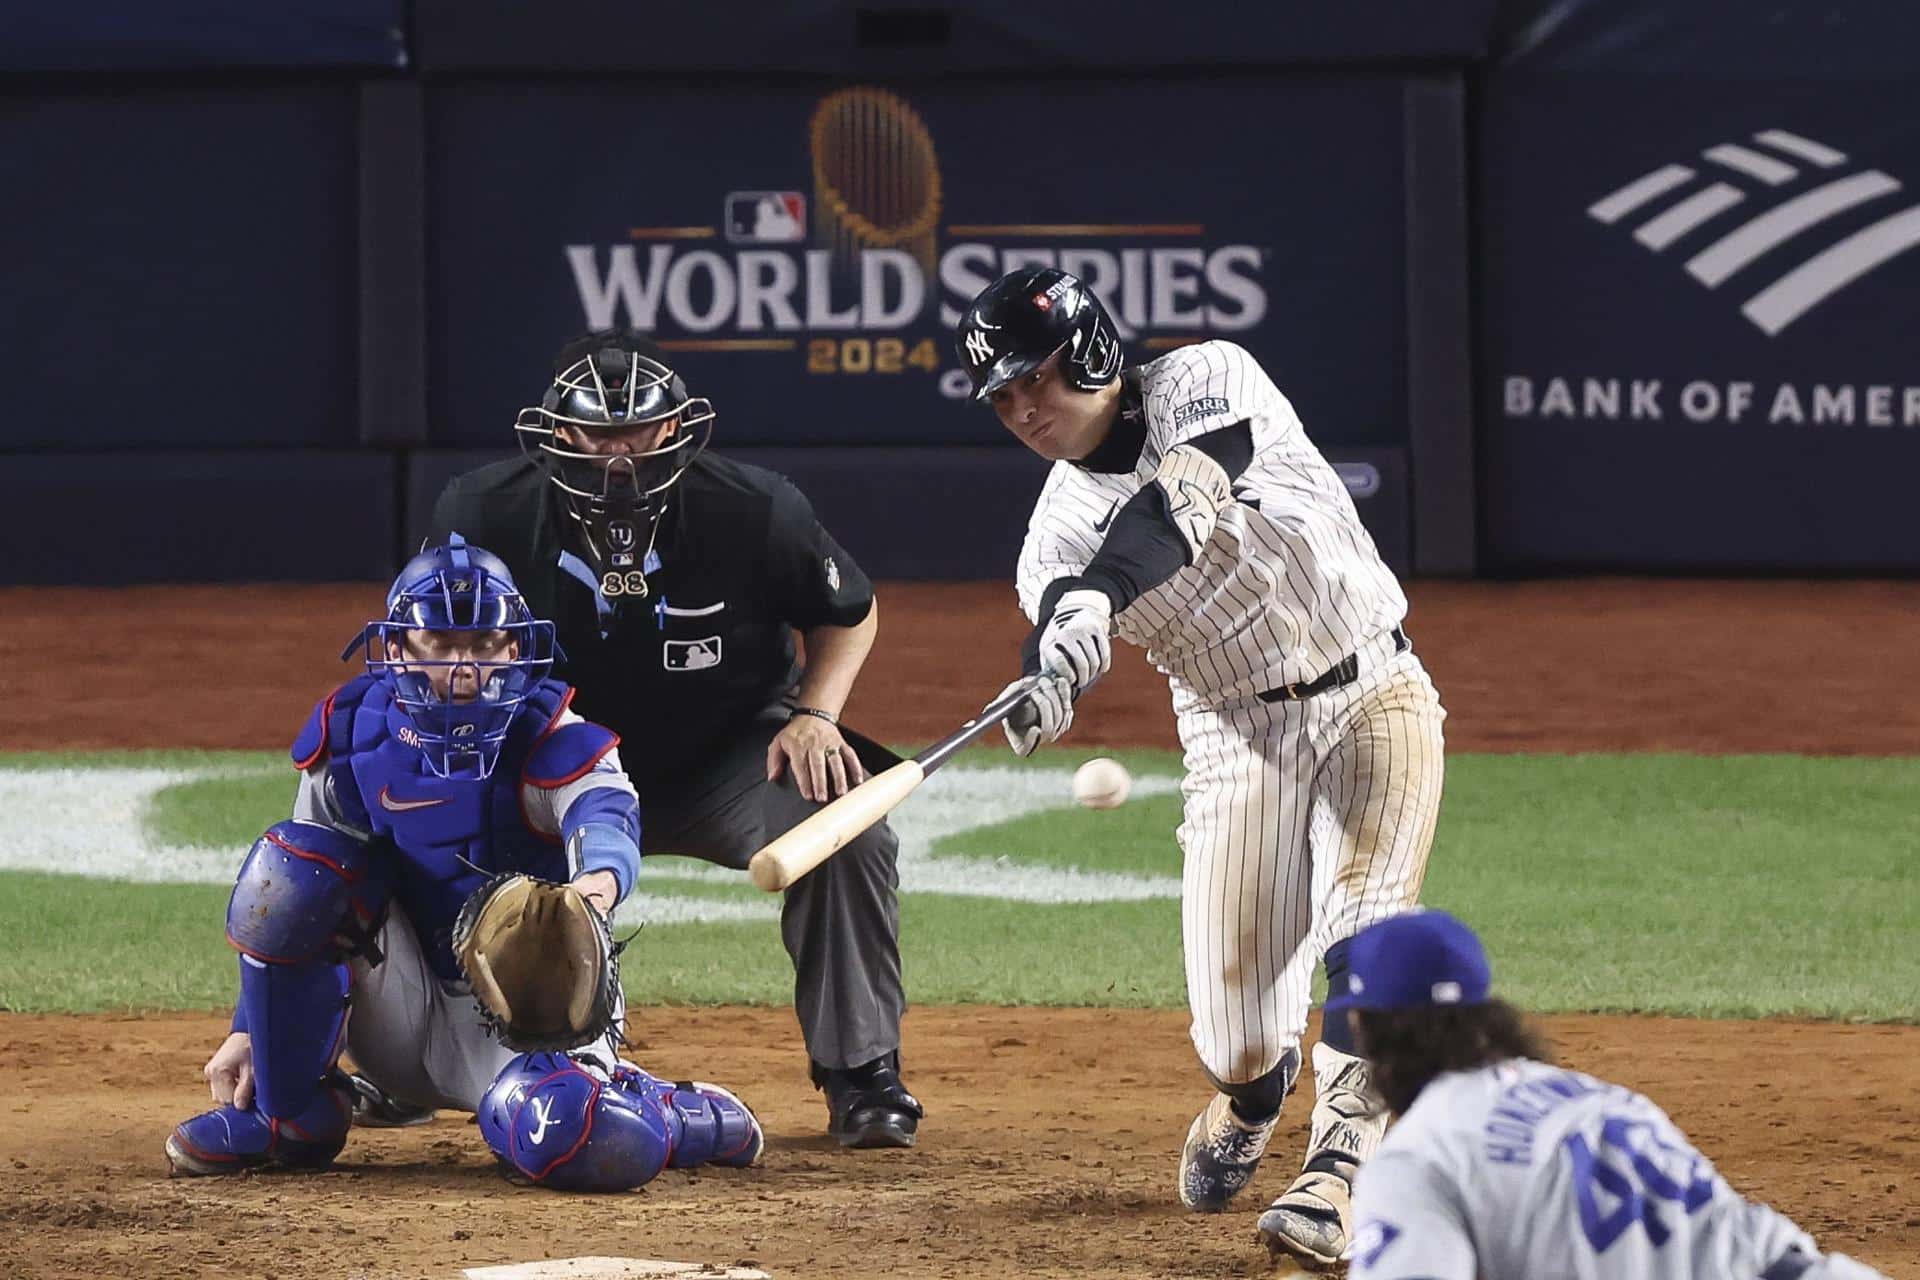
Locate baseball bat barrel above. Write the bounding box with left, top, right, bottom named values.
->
left=746, top=674, right=1047, bottom=893
left=748, top=758, right=926, bottom=892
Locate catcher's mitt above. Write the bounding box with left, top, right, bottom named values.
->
left=451, top=873, right=623, bottom=1052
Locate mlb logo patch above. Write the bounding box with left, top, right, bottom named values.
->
left=663, top=636, right=723, bottom=671
left=725, top=192, right=806, bottom=243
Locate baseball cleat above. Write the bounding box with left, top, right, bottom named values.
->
left=344, top=1072, right=438, bottom=1129
left=165, top=1082, right=352, bottom=1177
left=1177, top=1092, right=1279, bottom=1211
left=1257, top=1168, right=1355, bottom=1270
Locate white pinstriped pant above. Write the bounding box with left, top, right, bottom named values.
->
left=1174, top=632, right=1446, bottom=1084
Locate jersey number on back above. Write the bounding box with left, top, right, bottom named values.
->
left=1564, top=1115, right=1716, bottom=1253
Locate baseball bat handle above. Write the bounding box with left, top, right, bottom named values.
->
left=912, top=672, right=1047, bottom=775
left=746, top=674, right=1048, bottom=893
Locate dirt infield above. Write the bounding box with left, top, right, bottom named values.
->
left=2, top=579, right=1917, bottom=1278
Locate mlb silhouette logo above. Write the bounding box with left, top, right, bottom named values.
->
left=663, top=636, right=723, bottom=671
left=725, top=192, right=806, bottom=244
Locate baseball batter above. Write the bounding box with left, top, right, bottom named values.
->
left=1334, top=910, right=1888, bottom=1280
left=166, top=539, right=762, bottom=1189
left=955, top=267, right=1447, bottom=1268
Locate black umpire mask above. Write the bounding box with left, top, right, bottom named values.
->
left=514, top=332, right=714, bottom=600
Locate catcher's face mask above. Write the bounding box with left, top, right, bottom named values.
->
left=515, top=338, right=713, bottom=600
left=345, top=536, right=557, bottom=779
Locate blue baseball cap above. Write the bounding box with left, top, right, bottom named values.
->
left=1324, top=910, right=1492, bottom=1014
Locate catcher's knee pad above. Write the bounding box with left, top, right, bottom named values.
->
left=228, top=821, right=384, bottom=965
left=480, top=1053, right=675, bottom=1192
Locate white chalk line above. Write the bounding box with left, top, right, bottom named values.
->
left=0, top=763, right=1183, bottom=926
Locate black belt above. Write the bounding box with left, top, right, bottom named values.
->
left=1256, top=626, right=1409, bottom=703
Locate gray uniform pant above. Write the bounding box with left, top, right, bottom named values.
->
left=345, top=909, right=627, bottom=1111
left=639, top=709, right=904, bottom=1073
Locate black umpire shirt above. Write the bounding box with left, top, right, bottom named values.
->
left=428, top=453, right=875, bottom=784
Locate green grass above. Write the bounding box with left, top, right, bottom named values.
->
left=145, top=766, right=290, bottom=849
left=0, top=750, right=1914, bottom=1021
left=617, top=897, right=1184, bottom=1009
left=0, top=872, right=239, bottom=1010
left=1422, top=754, right=1920, bottom=1021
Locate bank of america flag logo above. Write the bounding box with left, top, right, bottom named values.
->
left=1589, top=129, right=1920, bottom=336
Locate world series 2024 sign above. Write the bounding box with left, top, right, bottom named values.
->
left=432, top=78, right=1409, bottom=447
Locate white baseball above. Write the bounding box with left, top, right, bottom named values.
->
left=1071, top=757, right=1132, bottom=810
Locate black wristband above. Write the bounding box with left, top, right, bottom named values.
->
left=789, top=705, right=839, bottom=726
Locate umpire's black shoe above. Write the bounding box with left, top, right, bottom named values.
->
left=812, top=1053, right=923, bottom=1149
left=345, top=1072, right=438, bottom=1129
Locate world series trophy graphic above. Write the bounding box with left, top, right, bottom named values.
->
left=809, top=87, right=943, bottom=284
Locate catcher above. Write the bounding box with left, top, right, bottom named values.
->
left=165, top=538, right=763, bottom=1188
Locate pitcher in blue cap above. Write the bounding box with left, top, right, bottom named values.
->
left=1329, top=910, right=1886, bottom=1280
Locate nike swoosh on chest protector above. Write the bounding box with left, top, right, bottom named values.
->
left=378, top=785, right=450, bottom=813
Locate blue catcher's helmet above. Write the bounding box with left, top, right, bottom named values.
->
left=346, top=535, right=557, bottom=778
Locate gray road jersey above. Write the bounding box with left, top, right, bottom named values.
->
left=1351, top=1060, right=1817, bottom=1280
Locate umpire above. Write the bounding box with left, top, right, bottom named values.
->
left=425, top=328, right=921, bottom=1149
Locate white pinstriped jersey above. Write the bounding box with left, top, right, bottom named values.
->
left=1014, top=340, right=1406, bottom=705
left=1351, top=1060, right=1818, bottom=1280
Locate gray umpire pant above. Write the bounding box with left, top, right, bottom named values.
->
left=638, top=707, right=904, bottom=1073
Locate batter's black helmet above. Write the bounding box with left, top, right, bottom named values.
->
left=954, top=268, right=1123, bottom=401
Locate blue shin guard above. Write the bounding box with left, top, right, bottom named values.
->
left=168, top=820, right=370, bottom=1176
left=241, top=955, right=352, bottom=1119
left=166, top=957, right=354, bottom=1176
left=479, top=1054, right=763, bottom=1192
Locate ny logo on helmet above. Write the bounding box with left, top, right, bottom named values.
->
left=451, top=580, right=474, bottom=592
left=963, top=329, right=994, bottom=366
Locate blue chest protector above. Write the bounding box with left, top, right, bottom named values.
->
left=291, top=674, right=618, bottom=982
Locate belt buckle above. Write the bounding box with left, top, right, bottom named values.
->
left=1281, top=679, right=1306, bottom=700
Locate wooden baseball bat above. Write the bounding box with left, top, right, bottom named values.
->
left=747, top=675, right=1047, bottom=893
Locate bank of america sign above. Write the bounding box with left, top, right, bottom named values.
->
left=1589, top=129, right=1920, bottom=336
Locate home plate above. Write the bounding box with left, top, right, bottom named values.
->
left=463, top=1259, right=769, bottom=1279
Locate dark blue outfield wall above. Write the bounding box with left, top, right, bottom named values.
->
left=0, top=61, right=1456, bottom=581
left=15, top=2, right=1919, bottom=581
left=1478, top=2, right=1920, bottom=571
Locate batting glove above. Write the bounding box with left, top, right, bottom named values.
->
left=999, top=673, right=1074, bottom=757
left=1033, top=589, right=1113, bottom=694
